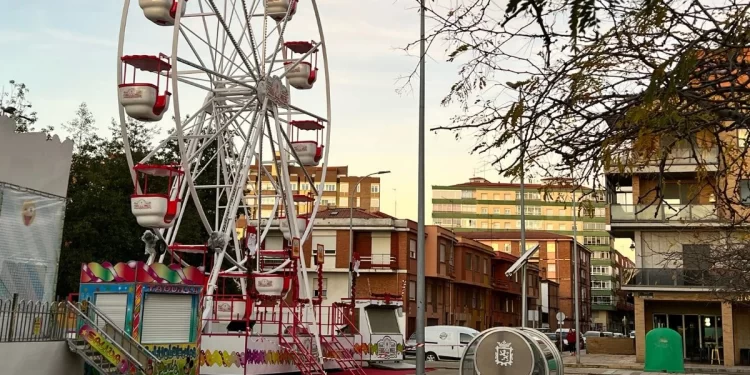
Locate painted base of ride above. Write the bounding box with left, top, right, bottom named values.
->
left=200, top=334, right=353, bottom=374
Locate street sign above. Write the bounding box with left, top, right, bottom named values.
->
left=556, top=312, right=566, bottom=322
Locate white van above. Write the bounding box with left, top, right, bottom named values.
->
left=405, top=325, right=480, bottom=361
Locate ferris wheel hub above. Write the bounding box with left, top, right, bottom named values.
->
left=257, top=76, right=290, bottom=107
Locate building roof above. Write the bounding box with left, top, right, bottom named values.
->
left=305, top=208, right=394, bottom=219
left=461, top=230, right=574, bottom=241
left=433, top=177, right=594, bottom=191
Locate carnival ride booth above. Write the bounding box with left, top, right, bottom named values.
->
left=77, top=261, right=204, bottom=375
left=130, top=163, right=184, bottom=228
left=118, top=54, right=172, bottom=122
left=265, top=0, right=297, bottom=21
left=139, top=0, right=187, bottom=26
left=353, top=295, right=406, bottom=362
left=289, top=120, right=325, bottom=166
left=284, top=41, right=318, bottom=90
left=460, top=327, right=564, bottom=375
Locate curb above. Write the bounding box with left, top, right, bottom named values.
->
left=565, top=364, right=750, bottom=374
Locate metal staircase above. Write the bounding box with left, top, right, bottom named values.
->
left=320, top=335, right=366, bottom=375
left=277, top=304, right=326, bottom=375
left=65, top=301, right=161, bottom=375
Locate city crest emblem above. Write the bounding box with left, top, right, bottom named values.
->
left=494, top=340, right=514, bottom=366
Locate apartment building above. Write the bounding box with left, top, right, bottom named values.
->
left=464, top=231, right=592, bottom=331
left=591, top=248, right=635, bottom=333
left=431, top=177, right=609, bottom=253
left=607, top=129, right=750, bottom=366
left=450, top=236, right=496, bottom=331
left=245, top=163, right=382, bottom=219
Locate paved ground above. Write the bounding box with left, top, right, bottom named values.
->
left=402, top=353, right=750, bottom=374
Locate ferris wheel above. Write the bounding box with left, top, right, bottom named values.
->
left=115, top=0, right=331, bottom=353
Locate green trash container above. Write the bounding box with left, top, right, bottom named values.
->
left=644, top=328, right=685, bottom=373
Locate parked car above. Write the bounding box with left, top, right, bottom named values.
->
left=629, top=330, right=636, bottom=338
left=545, top=332, right=562, bottom=349
left=405, top=325, right=480, bottom=361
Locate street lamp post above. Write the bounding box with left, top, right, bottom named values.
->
left=348, top=170, right=390, bottom=299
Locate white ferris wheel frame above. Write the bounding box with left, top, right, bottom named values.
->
left=115, top=0, right=332, bottom=358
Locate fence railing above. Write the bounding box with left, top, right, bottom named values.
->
left=0, top=296, right=76, bottom=342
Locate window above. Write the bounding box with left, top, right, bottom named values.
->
left=313, top=278, right=328, bottom=298
left=261, top=197, right=276, bottom=205
left=481, top=193, right=488, bottom=200
left=559, top=209, right=565, bottom=216
left=409, top=281, right=416, bottom=300
left=439, top=244, right=446, bottom=262
left=591, top=266, right=611, bottom=275
left=409, top=239, right=417, bottom=259
left=371, top=185, right=380, bottom=193
left=515, top=192, right=541, bottom=200
left=516, top=220, right=542, bottom=229
left=481, top=207, right=488, bottom=214
left=740, top=180, right=750, bottom=205
left=504, top=223, right=511, bottom=229
left=548, top=264, right=556, bottom=273
left=546, top=209, right=553, bottom=216
left=516, top=206, right=542, bottom=215
left=300, top=183, right=310, bottom=191
left=448, top=244, right=454, bottom=266
left=583, top=236, right=610, bottom=245
left=740, top=129, right=748, bottom=148
left=324, top=184, right=336, bottom=192
left=504, top=243, right=511, bottom=252
left=546, top=224, right=554, bottom=230
left=504, top=208, right=511, bottom=215
left=592, top=280, right=611, bottom=290
left=291, top=183, right=298, bottom=190
left=461, top=190, right=474, bottom=199
left=465, top=253, right=472, bottom=270
left=493, top=223, right=501, bottom=229
left=504, top=193, right=511, bottom=200
left=481, top=222, right=488, bottom=228
left=356, top=185, right=360, bottom=193
left=493, top=208, right=500, bottom=214
left=484, top=259, right=489, bottom=274
left=313, top=232, right=337, bottom=255
left=583, top=222, right=606, bottom=230
left=460, top=333, right=473, bottom=344
left=493, top=194, right=500, bottom=200
left=559, top=224, right=566, bottom=230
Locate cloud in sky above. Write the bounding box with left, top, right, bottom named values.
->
left=0, top=0, right=506, bottom=222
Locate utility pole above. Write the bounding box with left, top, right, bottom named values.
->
left=520, top=135, right=528, bottom=328
left=572, top=186, right=581, bottom=364
left=415, top=0, right=427, bottom=373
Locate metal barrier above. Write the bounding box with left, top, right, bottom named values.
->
left=0, top=295, right=76, bottom=342
left=460, top=327, right=563, bottom=375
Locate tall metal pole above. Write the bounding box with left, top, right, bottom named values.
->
left=520, top=137, right=528, bottom=328
left=573, top=190, right=581, bottom=364
left=348, top=172, right=389, bottom=298
left=416, top=0, right=427, bottom=373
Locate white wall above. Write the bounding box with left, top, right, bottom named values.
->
left=0, top=115, right=73, bottom=197
left=0, top=342, right=83, bottom=374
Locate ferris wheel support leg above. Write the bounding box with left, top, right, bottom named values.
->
left=271, top=106, right=324, bottom=363
left=203, top=98, right=268, bottom=305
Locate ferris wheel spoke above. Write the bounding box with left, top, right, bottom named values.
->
left=186, top=100, right=256, bottom=160
left=180, top=24, right=250, bottom=77
left=204, top=0, right=257, bottom=82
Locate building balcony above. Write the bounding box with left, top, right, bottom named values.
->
left=492, top=279, right=522, bottom=294
left=610, top=204, right=719, bottom=225
left=592, top=301, right=617, bottom=311
left=359, top=254, right=397, bottom=270
left=607, top=147, right=719, bottom=174
left=623, top=268, right=724, bottom=290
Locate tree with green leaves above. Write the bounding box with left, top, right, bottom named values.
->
left=1, top=80, right=54, bottom=136
left=409, top=0, right=750, bottom=298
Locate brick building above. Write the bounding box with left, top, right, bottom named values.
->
left=450, top=236, right=495, bottom=331
left=246, top=163, right=383, bottom=219
left=464, top=231, right=592, bottom=331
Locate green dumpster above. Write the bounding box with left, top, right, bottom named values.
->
left=644, top=328, right=685, bottom=373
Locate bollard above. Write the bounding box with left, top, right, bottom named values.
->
left=459, top=327, right=564, bottom=375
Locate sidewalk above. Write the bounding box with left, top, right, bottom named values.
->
left=564, top=354, right=750, bottom=374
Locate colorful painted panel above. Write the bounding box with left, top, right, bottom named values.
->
left=145, top=344, right=199, bottom=375
left=136, top=263, right=205, bottom=285
left=80, top=261, right=136, bottom=283
left=79, top=324, right=137, bottom=373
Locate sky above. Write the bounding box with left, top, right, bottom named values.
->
left=0, top=0, right=512, bottom=222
